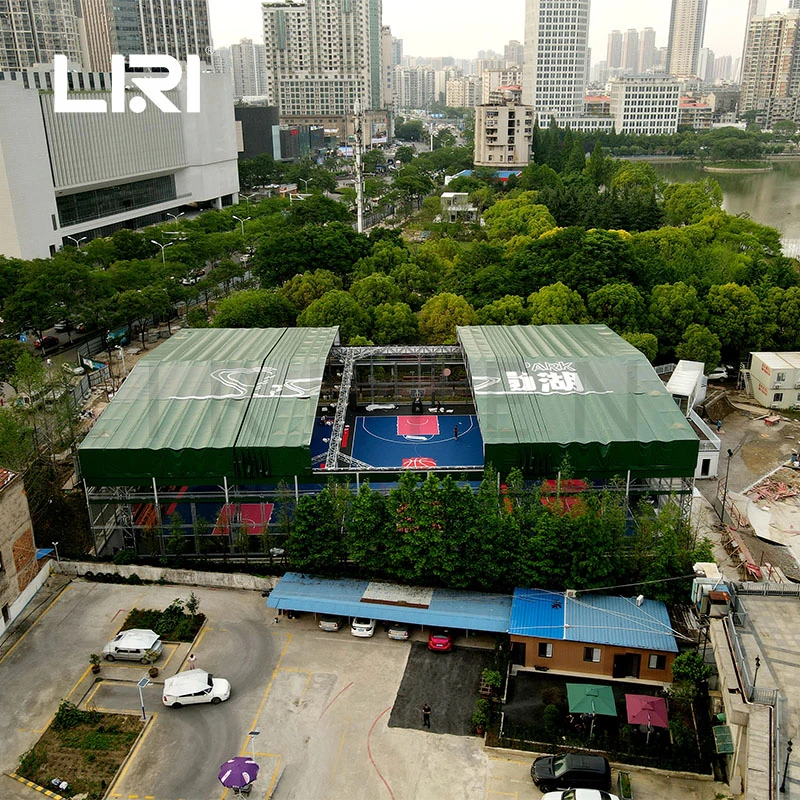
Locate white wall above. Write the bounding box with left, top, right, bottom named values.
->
left=0, top=563, right=50, bottom=639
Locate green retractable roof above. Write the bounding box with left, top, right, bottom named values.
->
left=78, top=327, right=338, bottom=486
left=457, top=325, right=698, bottom=478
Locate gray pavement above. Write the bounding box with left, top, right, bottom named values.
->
left=0, top=579, right=735, bottom=800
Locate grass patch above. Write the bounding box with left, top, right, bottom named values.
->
left=18, top=702, right=143, bottom=800
left=121, top=594, right=205, bottom=642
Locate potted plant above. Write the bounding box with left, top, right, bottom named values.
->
left=472, top=699, right=490, bottom=736
left=148, top=664, right=159, bottom=678
left=89, top=653, right=101, bottom=674
left=480, top=668, right=503, bottom=697
left=144, top=649, right=160, bottom=678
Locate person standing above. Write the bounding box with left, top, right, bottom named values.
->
left=188, top=653, right=197, bottom=669
left=422, top=703, right=432, bottom=728
left=717, top=419, right=722, bottom=432
left=453, top=424, right=459, bottom=440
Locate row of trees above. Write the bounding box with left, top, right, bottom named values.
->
left=283, top=470, right=709, bottom=602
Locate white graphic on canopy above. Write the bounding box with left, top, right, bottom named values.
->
left=473, top=362, right=613, bottom=396
left=168, top=367, right=321, bottom=400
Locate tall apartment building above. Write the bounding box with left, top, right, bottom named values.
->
left=434, top=66, right=459, bottom=105
left=609, top=74, right=681, bottom=134
left=740, top=0, right=766, bottom=82
left=504, top=39, right=524, bottom=67
left=713, top=54, right=732, bottom=82
left=446, top=75, right=481, bottom=108
left=391, top=36, right=402, bottom=67
left=698, top=47, right=714, bottom=84
left=666, top=0, right=708, bottom=79
left=0, top=67, right=238, bottom=259
left=791, top=0, right=800, bottom=9
left=230, top=39, right=267, bottom=98
left=381, top=25, right=393, bottom=109
left=394, top=65, right=435, bottom=109
left=135, top=0, right=211, bottom=63
left=482, top=67, right=522, bottom=104
left=212, top=46, right=232, bottom=74
left=741, top=11, right=800, bottom=126
left=0, top=0, right=83, bottom=69
left=607, top=30, right=623, bottom=70
left=523, top=0, right=590, bottom=119
left=621, top=29, right=639, bottom=72
left=262, top=0, right=382, bottom=117
left=474, top=99, right=534, bottom=168
left=638, top=28, right=657, bottom=72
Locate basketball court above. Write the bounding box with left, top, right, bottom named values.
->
left=349, top=414, right=483, bottom=469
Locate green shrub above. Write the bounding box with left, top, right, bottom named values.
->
left=481, top=668, right=502, bottom=689
left=112, top=549, right=136, bottom=565
left=18, top=746, right=45, bottom=776
left=52, top=700, right=86, bottom=731
left=543, top=704, right=561, bottom=738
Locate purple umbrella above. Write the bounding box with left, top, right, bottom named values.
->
left=218, top=757, right=259, bottom=789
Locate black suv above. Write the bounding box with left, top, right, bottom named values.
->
left=530, top=753, right=611, bottom=792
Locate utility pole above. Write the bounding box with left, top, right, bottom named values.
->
left=353, top=100, right=365, bottom=234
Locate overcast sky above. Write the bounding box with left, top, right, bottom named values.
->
left=210, top=0, right=792, bottom=63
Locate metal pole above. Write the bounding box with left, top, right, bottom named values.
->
left=354, top=101, right=365, bottom=233
left=720, top=448, right=733, bottom=524
left=138, top=683, right=147, bottom=721
left=780, top=739, right=793, bottom=793
left=152, top=477, right=164, bottom=555
left=52, top=541, right=60, bottom=563
left=753, top=656, right=760, bottom=689
left=294, top=475, right=299, bottom=502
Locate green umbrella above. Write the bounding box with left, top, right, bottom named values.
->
left=566, top=684, right=617, bottom=738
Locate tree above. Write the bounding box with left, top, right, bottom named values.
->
left=527, top=282, right=589, bottom=325
left=584, top=142, right=612, bottom=188
left=482, top=193, right=557, bottom=241
left=587, top=283, right=645, bottom=332
left=648, top=282, right=706, bottom=357
left=675, top=324, right=722, bottom=370
left=476, top=295, right=530, bottom=326
left=213, top=290, right=297, bottom=328
left=395, top=145, right=416, bottom=164
left=346, top=482, right=390, bottom=573
left=0, top=339, right=27, bottom=385
left=287, top=193, right=351, bottom=226
left=166, top=513, right=185, bottom=558
left=418, top=293, right=477, bottom=344
left=621, top=332, right=658, bottom=363
left=287, top=490, right=346, bottom=571
left=706, top=283, right=765, bottom=357
left=394, top=120, right=424, bottom=141
left=280, top=270, right=343, bottom=311
left=663, top=179, right=723, bottom=226
left=186, top=306, right=210, bottom=328
left=297, top=291, right=371, bottom=344
left=349, top=273, right=402, bottom=307
left=392, top=164, right=434, bottom=208
left=371, top=302, right=419, bottom=344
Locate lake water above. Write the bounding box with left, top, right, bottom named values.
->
left=652, top=160, right=800, bottom=256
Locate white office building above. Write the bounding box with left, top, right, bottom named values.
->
left=0, top=68, right=239, bottom=259
left=609, top=74, right=681, bottom=135
left=446, top=76, right=482, bottom=108
left=230, top=39, right=267, bottom=99
left=666, top=0, right=708, bottom=79
left=262, top=0, right=382, bottom=116
left=523, top=0, right=590, bottom=120
left=482, top=68, right=522, bottom=104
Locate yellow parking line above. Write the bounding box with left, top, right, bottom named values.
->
left=0, top=587, right=71, bottom=665
left=108, top=713, right=158, bottom=796
left=265, top=755, right=282, bottom=798
left=276, top=666, right=310, bottom=674
left=327, top=717, right=350, bottom=790
left=65, top=665, right=92, bottom=700
left=159, top=643, right=179, bottom=671
left=82, top=682, right=103, bottom=708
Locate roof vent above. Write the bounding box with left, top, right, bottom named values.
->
left=565, top=589, right=577, bottom=598
left=635, top=594, right=645, bottom=607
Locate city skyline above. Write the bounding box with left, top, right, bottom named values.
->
left=208, top=0, right=792, bottom=62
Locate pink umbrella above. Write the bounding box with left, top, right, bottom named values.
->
left=625, top=695, right=668, bottom=744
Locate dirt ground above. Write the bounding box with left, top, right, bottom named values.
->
left=388, top=642, right=493, bottom=736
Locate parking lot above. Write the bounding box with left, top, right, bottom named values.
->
left=0, top=579, right=731, bottom=800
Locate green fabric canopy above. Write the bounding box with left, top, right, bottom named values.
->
left=458, top=325, right=699, bottom=478
left=78, top=327, right=339, bottom=486
left=566, top=683, right=617, bottom=717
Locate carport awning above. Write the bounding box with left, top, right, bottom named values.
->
left=268, top=573, right=512, bottom=632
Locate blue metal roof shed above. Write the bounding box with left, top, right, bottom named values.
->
left=268, top=573, right=513, bottom=632
left=509, top=589, right=679, bottom=653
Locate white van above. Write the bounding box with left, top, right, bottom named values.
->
left=162, top=669, right=231, bottom=708
left=102, top=629, right=163, bottom=662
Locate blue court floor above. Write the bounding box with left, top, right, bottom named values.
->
left=350, top=414, right=484, bottom=469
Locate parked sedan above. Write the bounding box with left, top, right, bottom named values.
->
left=542, top=791, right=619, bottom=800
left=427, top=629, right=453, bottom=652
left=350, top=618, right=376, bottom=637
left=387, top=622, right=410, bottom=640
left=34, top=335, right=59, bottom=349
left=318, top=614, right=343, bottom=632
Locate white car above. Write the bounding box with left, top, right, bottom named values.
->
left=162, top=669, right=231, bottom=708
left=102, top=629, right=163, bottom=662
left=542, top=791, right=619, bottom=800
left=707, top=367, right=728, bottom=381
left=350, top=618, right=376, bottom=637
left=318, top=615, right=343, bottom=632
left=387, top=622, right=410, bottom=640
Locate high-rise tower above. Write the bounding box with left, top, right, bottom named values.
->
left=523, top=0, right=590, bottom=119
left=666, top=0, right=708, bottom=78
left=0, top=0, right=83, bottom=69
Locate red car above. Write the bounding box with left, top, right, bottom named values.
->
left=34, top=335, right=59, bottom=349
left=427, top=629, right=453, bottom=652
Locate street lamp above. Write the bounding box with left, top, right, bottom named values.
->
left=115, top=345, right=126, bottom=378
left=66, top=235, right=86, bottom=249
left=720, top=448, right=734, bottom=524
left=242, top=193, right=258, bottom=206
left=780, top=739, right=793, bottom=793
left=136, top=676, right=152, bottom=722
left=247, top=728, right=261, bottom=761
left=150, top=239, right=174, bottom=264
left=753, top=655, right=761, bottom=690
left=52, top=541, right=60, bottom=563
left=299, top=177, right=312, bottom=192
left=232, top=215, right=250, bottom=237
left=166, top=211, right=184, bottom=223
